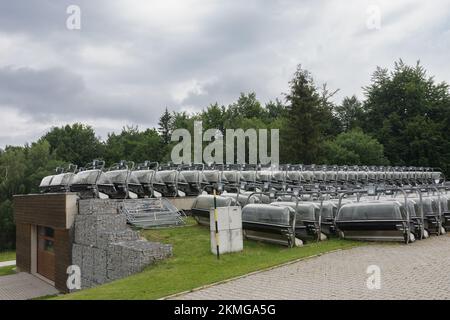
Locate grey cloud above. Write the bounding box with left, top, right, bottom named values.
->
left=0, top=66, right=85, bottom=113
left=0, top=0, right=450, bottom=148
left=0, top=66, right=167, bottom=124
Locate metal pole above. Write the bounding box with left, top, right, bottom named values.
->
left=292, top=194, right=298, bottom=248
left=213, top=189, right=220, bottom=259
left=318, top=194, right=323, bottom=242
left=415, top=188, right=425, bottom=239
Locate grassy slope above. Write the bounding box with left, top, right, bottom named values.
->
left=0, top=251, right=15, bottom=262
left=59, top=218, right=363, bottom=300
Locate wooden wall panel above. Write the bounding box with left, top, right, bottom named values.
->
left=54, top=229, right=73, bottom=293
left=14, top=194, right=68, bottom=229
left=16, top=223, right=31, bottom=273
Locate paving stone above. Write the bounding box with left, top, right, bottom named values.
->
left=0, top=273, right=58, bottom=300
left=174, top=235, right=450, bottom=300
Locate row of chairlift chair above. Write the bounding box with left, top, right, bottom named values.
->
left=193, top=185, right=450, bottom=247
left=39, top=161, right=448, bottom=245
left=40, top=160, right=247, bottom=199
left=190, top=165, right=448, bottom=247
left=40, top=161, right=445, bottom=200
left=38, top=160, right=195, bottom=228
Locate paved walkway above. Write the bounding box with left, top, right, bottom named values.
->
left=0, top=260, right=16, bottom=268
left=173, top=235, right=450, bottom=300
left=0, top=273, right=59, bottom=300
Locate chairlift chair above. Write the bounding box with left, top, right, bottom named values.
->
left=39, top=175, right=55, bottom=193
left=102, top=160, right=144, bottom=199
left=179, top=163, right=209, bottom=196
left=133, top=161, right=165, bottom=198
left=47, top=164, right=78, bottom=193
left=242, top=190, right=324, bottom=247
left=335, top=188, right=416, bottom=244
left=191, top=194, right=238, bottom=225
left=154, top=163, right=190, bottom=197
left=70, top=160, right=116, bottom=199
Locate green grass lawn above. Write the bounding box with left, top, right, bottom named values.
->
left=57, top=218, right=364, bottom=300
left=0, top=251, right=15, bottom=262
left=0, top=265, right=16, bottom=277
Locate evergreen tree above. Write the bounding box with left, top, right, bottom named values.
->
left=282, top=65, right=332, bottom=164
left=158, top=107, right=173, bottom=145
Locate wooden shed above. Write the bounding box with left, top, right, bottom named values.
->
left=13, top=193, right=78, bottom=292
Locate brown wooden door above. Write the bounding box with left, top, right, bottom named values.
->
left=37, top=226, right=55, bottom=282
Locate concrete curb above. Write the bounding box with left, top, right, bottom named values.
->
left=0, top=260, right=16, bottom=268
left=159, top=245, right=360, bottom=300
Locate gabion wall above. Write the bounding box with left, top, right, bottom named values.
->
left=72, top=199, right=172, bottom=289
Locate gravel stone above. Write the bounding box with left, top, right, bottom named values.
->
left=72, top=199, right=172, bottom=290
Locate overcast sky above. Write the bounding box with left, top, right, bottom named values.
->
left=1, top=0, right=449, bottom=147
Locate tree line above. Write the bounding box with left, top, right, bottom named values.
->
left=1, top=59, right=449, bottom=250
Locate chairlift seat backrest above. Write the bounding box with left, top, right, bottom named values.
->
left=156, top=170, right=188, bottom=184
left=325, top=171, right=337, bottom=181
left=49, top=172, right=75, bottom=187
left=286, top=171, right=301, bottom=182
left=203, top=170, right=226, bottom=183
left=337, top=201, right=405, bottom=221
left=222, top=170, right=241, bottom=183
left=301, top=171, right=313, bottom=182
left=72, top=169, right=104, bottom=185
left=272, top=170, right=285, bottom=182
left=312, top=201, right=337, bottom=218
left=39, top=175, right=54, bottom=188
left=256, top=170, right=272, bottom=182
left=242, top=204, right=294, bottom=226
left=241, top=171, right=257, bottom=182
left=346, top=171, right=357, bottom=181
left=192, top=194, right=237, bottom=210
left=270, top=201, right=318, bottom=221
